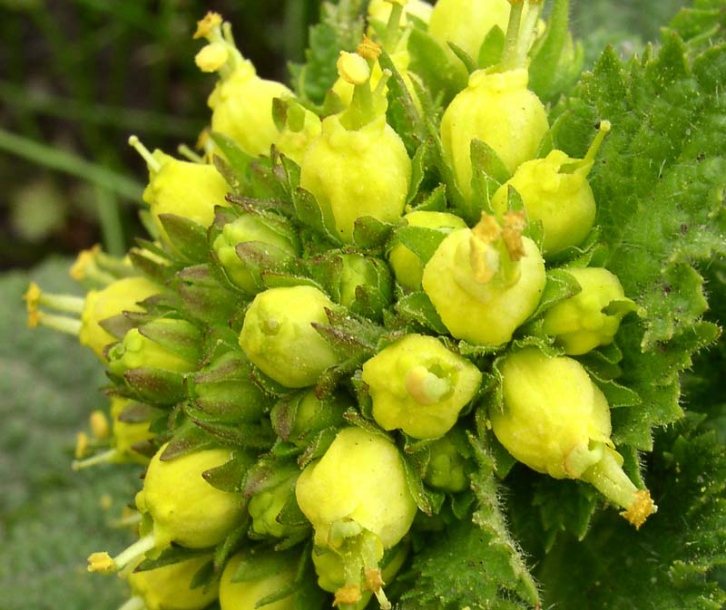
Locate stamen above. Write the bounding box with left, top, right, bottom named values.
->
left=128, top=136, right=162, bottom=173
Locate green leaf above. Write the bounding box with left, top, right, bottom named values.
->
left=553, top=27, right=726, bottom=449
left=398, top=434, right=539, bottom=610
left=288, top=1, right=366, bottom=105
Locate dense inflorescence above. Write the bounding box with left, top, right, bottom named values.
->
left=26, top=1, right=676, bottom=609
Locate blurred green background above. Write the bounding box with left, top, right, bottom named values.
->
left=0, top=1, right=689, bottom=610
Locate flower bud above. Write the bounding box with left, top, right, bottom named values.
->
left=219, top=549, right=297, bottom=610
left=491, top=348, right=656, bottom=528
left=300, top=113, right=411, bottom=243
left=135, top=443, right=246, bottom=549
left=314, top=252, right=394, bottom=322
left=270, top=389, right=348, bottom=447
left=194, top=13, right=293, bottom=156
left=129, top=136, right=229, bottom=245
left=388, top=210, right=468, bottom=291
left=247, top=462, right=309, bottom=539
left=361, top=334, right=482, bottom=439
left=440, top=67, right=548, bottom=202
left=238, top=286, right=343, bottom=388
left=295, top=427, right=417, bottom=551
left=422, top=433, right=471, bottom=493
left=212, top=212, right=300, bottom=294
left=490, top=121, right=612, bottom=255
left=421, top=213, right=546, bottom=346
left=108, top=319, right=202, bottom=378
left=189, top=350, right=274, bottom=423
left=127, top=554, right=219, bottom=610
left=542, top=267, right=637, bottom=355
left=428, top=0, right=512, bottom=60
left=80, top=276, right=161, bottom=360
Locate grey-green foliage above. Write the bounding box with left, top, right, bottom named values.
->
left=0, top=258, right=141, bottom=610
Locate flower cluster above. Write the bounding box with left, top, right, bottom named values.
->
left=26, top=1, right=656, bottom=609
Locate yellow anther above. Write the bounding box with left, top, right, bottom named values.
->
left=621, top=490, right=657, bottom=530
left=24, top=282, right=41, bottom=327
left=337, top=51, right=371, bottom=85
left=357, top=35, right=383, bottom=61
left=75, top=432, right=90, bottom=459
left=195, top=42, right=230, bottom=72
left=473, top=214, right=502, bottom=244
left=501, top=211, right=526, bottom=261
left=193, top=12, right=223, bottom=39
left=89, top=410, right=111, bottom=440
left=70, top=245, right=101, bottom=281
left=87, top=552, right=116, bottom=574
left=333, top=583, right=363, bottom=607
left=100, top=494, right=112, bottom=510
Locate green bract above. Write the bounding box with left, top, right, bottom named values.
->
left=361, top=334, right=482, bottom=439
left=238, top=285, right=342, bottom=388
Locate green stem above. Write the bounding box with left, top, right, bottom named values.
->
left=95, top=186, right=126, bottom=257
left=0, top=128, right=143, bottom=201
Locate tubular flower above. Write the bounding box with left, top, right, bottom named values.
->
left=541, top=267, right=638, bottom=355
left=128, top=136, right=230, bottom=246
left=440, top=67, right=548, bottom=201
left=125, top=555, right=219, bottom=610
left=24, top=276, right=161, bottom=361
left=219, top=549, right=297, bottom=610
left=422, top=213, right=546, bottom=346
left=135, top=443, right=247, bottom=550
left=296, top=427, right=417, bottom=550
left=194, top=12, right=293, bottom=156
left=361, top=334, right=482, bottom=439
left=490, top=348, right=656, bottom=528
left=296, top=427, right=417, bottom=609
left=87, top=444, right=247, bottom=575
left=491, top=121, right=612, bottom=255
left=300, top=49, right=411, bottom=243
left=238, top=285, right=343, bottom=388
